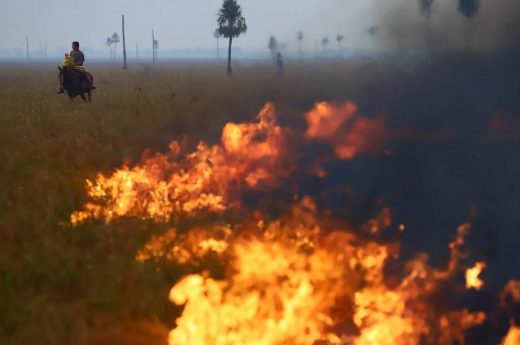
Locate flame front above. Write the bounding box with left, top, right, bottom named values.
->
left=135, top=201, right=487, bottom=345
left=71, top=101, right=511, bottom=344
left=71, top=103, right=287, bottom=224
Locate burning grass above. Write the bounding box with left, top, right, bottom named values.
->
left=71, top=99, right=518, bottom=344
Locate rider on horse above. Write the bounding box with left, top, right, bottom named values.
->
left=57, top=41, right=94, bottom=93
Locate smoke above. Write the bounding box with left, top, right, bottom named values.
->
left=318, top=0, right=520, bottom=55
left=419, top=0, right=435, bottom=18
left=371, top=0, right=520, bottom=54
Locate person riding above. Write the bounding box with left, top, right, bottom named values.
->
left=58, top=41, right=94, bottom=93
left=70, top=41, right=85, bottom=67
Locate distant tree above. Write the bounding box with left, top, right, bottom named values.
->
left=336, top=34, right=344, bottom=56
left=111, top=32, right=120, bottom=60
left=152, top=30, right=156, bottom=63
left=419, top=0, right=434, bottom=18
left=368, top=26, right=377, bottom=36
left=105, top=37, right=113, bottom=60
left=214, top=28, right=221, bottom=58
left=217, top=0, right=247, bottom=75
left=268, top=36, right=278, bottom=61
left=458, top=0, right=479, bottom=18
left=321, top=37, right=330, bottom=55
left=297, top=31, right=304, bottom=55
left=153, top=39, right=159, bottom=61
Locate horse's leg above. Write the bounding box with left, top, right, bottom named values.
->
left=88, top=90, right=92, bottom=102
left=80, top=93, right=87, bottom=102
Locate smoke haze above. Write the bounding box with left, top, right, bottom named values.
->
left=1, top=0, right=519, bottom=59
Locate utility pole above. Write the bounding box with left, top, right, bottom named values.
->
left=152, top=29, right=156, bottom=63
left=136, top=43, right=139, bottom=62
left=26, top=36, right=29, bottom=61
left=122, top=14, right=127, bottom=69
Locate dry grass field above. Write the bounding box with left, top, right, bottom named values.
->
left=1, top=55, right=519, bottom=344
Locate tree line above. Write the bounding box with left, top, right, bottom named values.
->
left=105, top=0, right=482, bottom=73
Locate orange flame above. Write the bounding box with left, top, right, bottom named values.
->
left=465, top=261, right=486, bottom=290
left=500, top=280, right=520, bottom=345
left=501, top=326, right=520, bottom=345
left=70, top=101, right=498, bottom=344
left=71, top=103, right=288, bottom=224
left=133, top=200, right=487, bottom=345
left=305, top=101, right=388, bottom=159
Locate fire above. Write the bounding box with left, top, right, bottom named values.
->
left=163, top=199, right=357, bottom=345
left=70, top=101, right=505, bottom=344
left=305, top=101, right=358, bottom=140
left=465, top=261, right=486, bottom=290
left=71, top=102, right=288, bottom=224
left=71, top=101, right=391, bottom=225
left=501, top=327, right=520, bottom=345
left=134, top=200, right=487, bottom=345
left=500, top=280, right=520, bottom=345
left=304, top=101, right=388, bottom=159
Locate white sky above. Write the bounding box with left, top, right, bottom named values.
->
left=0, top=0, right=378, bottom=53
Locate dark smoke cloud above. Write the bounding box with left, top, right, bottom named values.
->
left=458, top=0, right=480, bottom=18
left=419, top=0, right=435, bottom=18
left=364, top=0, right=520, bottom=54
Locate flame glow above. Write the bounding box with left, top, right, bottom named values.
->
left=304, top=101, right=388, bottom=159
left=465, top=261, right=486, bottom=290
left=134, top=201, right=486, bottom=345
left=502, top=326, right=520, bottom=345
left=71, top=103, right=287, bottom=224
left=70, top=101, right=507, bottom=344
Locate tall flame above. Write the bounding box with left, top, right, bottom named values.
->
left=135, top=200, right=487, bottom=345
left=70, top=101, right=504, bottom=344
left=71, top=103, right=287, bottom=224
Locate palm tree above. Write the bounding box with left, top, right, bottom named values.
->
left=268, top=36, right=278, bottom=61
left=458, top=0, right=479, bottom=18
left=297, top=31, right=304, bottom=56
left=217, top=0, right=247, bottom=75
left=111, top=32, right=120, bottom=60
left=214, top=29, right=221, bottom=58
left=321, top=37, right=330, bottom=56
left=153, top=39, right=159, bottom=61
left=105, top=37, right=113, bottom=60
left=336, top=34, right=344, bottom=56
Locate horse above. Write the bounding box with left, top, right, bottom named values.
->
left=58, top=66, right=95, bottom=102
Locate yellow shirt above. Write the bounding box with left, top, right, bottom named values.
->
left=62, top=55, right=73, bottom=67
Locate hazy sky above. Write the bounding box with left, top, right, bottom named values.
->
left=1, top=0, right=519, bottom=57
left=0, top=0, right=380, bottom=54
